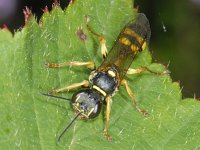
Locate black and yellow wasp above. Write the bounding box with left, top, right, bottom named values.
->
left=42, top=13, right=152, bottom=141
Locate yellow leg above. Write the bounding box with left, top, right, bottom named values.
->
left=102, top=96, right=112, bottom=141
left=100, top=39, right=108, bottom=59
left=49, top=80, right=89, bottom=94
left=121, top=79, right=148, bottom=116
left=46, top=61, right=95, bottom=70
left=86, top=16, right=108, bottom=58
left=127, top=68, right=145, bottom=75
left=127, top=67, right=169, bottom=75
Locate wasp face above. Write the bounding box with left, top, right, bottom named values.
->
left=72, top=89, right=104, bottom=119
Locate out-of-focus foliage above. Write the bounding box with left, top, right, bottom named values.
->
left=137, top=0, right=200, bottom=98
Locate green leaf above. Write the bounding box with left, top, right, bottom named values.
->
left=0, top=0, right=200, bottom=149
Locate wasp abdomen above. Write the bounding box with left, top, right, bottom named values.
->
left=119, top=13, right=151, bottom=54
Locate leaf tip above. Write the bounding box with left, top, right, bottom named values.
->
left=69, top=0, right=76, bottom=5
left=42, top=6, right=49, bottom=14
left=53, top=0, right=60, bottom=7
left=2, top=24, right=8, bottom=29
left=2, top=24, right=9, bottom=31
left=0, top=24, right=12, bottom=34
left=174, top=80, right=181, bottom=87
left=23, top=6, right=32, bottom=24
left=196, top=98, right=200, bottom=101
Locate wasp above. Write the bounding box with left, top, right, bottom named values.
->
left=42, top=13, right=153, bottom=141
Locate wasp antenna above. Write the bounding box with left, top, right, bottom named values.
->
left=58, top=112, right=81, bottom=142
left=40, top=92, right=71, bottom=102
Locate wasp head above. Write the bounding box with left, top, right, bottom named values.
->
left=72, top=89, right=104, bottom=119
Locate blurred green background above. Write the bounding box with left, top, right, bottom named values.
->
left=0, top=0, right=199, bottom=98
left=136, top=0, right=200, bottom=98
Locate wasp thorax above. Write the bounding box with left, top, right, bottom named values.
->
left=72, top=89, right=104, bottom=119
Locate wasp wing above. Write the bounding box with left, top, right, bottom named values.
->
left=98, top=13, right=151, bottom=81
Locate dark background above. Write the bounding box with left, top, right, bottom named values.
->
left=0, top=0, right=200, bottom=98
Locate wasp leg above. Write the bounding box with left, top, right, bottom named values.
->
left=127, top=67, right=169, bottom=75
left=127, top=68, right=146, bottom=74
left=100, top=39, right=108, bottom=59
left=46, top=61, right=95, bottom=70
left=103, top=96, right=113, bottom=141
left=49, top=80, right=89, bottom=94
left=86, top=16, right=108, bottom=59
left=121, top=79, right=148, bottom=116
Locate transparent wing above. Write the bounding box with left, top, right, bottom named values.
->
left=98, top=13, right=151, bottom=81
